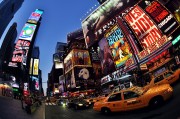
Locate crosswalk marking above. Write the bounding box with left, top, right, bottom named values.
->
left=45, top=102, right=57, bottom=106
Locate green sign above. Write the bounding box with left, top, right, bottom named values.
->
left=172, top=35, right=180, bottom=45
left=13, top=88, right=19, bottom=92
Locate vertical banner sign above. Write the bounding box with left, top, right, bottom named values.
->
left=98, top=38, right=116, bottom=75
left=123, top=5, right=170, bottom=60
left=29, top=58, right=33, bottom=74
left=138, top=0, right=179, bottom=35
left=33, top=59, right=39, bottom=75
left=105, top=24, right=133, bottom=68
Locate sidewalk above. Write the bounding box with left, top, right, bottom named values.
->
left=0, top=96, right=45, bottom=119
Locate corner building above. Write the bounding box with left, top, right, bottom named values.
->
left=82, top=0, right=180, bottom=93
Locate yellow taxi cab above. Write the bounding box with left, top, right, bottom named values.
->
left=93, top=84, right=173, bottom=114
left=146, top=68, right=180, bottom=89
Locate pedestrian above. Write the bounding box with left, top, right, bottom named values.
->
left=21, top=94, right=24, bottom=109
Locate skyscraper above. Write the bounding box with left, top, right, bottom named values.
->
left=0, top=0, right=24, bottom=39
left=0, top=22, right=17, bottom=77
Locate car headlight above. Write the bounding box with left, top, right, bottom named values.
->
left=78, top=104, right=83, bottom=106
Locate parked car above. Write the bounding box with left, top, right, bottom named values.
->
left=67, top=98, right=90, bottom=110
left=93, top=84, right=173, bottom=114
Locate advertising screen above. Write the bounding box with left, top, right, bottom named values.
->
left=98, top=38, right=116, bottom=75
left=74, top=67, right=94, bottom=89
left=19, top=23, right=37, bottom=41
left=32, top=76, right=39, bottom=90
left=12, top=40, right=30, bottom=64
left=33, top=59, right=39, bottom=75
left=72, top=50, right=91, bottom=66
left=82, top=0, right=137, bottom=48
left=138, top=0, right=179, bottom=35
left=105, top=24, right=133, bottom=68
left=28, top=9, right=43, bottom=24
left=123, top=5, right=170, bottom=60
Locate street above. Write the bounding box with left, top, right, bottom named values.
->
left=45, top=81, right=180, bottom=119
left=1, top=81, right=180, bottom=119
left=0, top=96, right=45, bottom=119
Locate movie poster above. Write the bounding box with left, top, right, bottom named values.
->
left=98, top=38, right=116, bottom=75
left=74, top=67, right=94, bottom=90
left=82, top=0, right=137, bottom=48
left=105, top=24, right=133, bottom=68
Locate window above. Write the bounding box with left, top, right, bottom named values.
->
left=154, top=75, right=164, bottom=83
left=108, top=93, right=121, bottom=102
left=123, top=91, right=139, bottom=100
left=164, top=72, right=173, bottom=78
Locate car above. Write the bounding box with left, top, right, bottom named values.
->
left=56, top=98, right=69, bottom=106
left=93, top=84, right=173, bottom=114
left=85, top=96, right=106, bottom=105
left=67, top=98, right=90, bottom=110
left=145, top=69, right=180, bottom=89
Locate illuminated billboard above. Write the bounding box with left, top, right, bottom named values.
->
left=138, top=0, right=179, bottom=35
left=29, top=58, right=33, bottom=74
left=12, top=39, right=31, bottom=64
left=28, top=9, right=44, bottom=24
left=19, top=23, right=37, bottom=41
left=105, top=24, right=133, bottom=68
left=74, top=67, right=94, bottom=89
left=98, top=38, right=116, bottom=75
left=82, top=0, right=137, bottom=48
left=123, top=5, right=170, bottom=60
left=32, top=76, right=39, bottom=90
left=33, top=59, right=39, bottom=75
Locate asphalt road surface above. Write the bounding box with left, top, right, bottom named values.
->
left=45, top=81, right=180, bottom=119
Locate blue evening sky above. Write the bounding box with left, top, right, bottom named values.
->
left=0, top=0, right=99, bottom=94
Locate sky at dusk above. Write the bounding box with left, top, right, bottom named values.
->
left=0, top=0, right=99, bottom=94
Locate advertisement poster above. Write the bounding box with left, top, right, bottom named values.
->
left=32, top=76, right=39, bottom=90
left=65, top=71, right=73, bottom=89
left=123, top=5, right=171, bottom=60
left=138, top=0, right=179, bottom=35
left=33, top=59, right=39, bottom=75
left=28, top=9, right=43, bottom=24
left=82, top=0, right=137, bottom=48
left=98, top=38, right=116, bottom=75
left=74, top=67, right=94, bottom=89
left=105, top=24, right=133, bottom=68
left=19, top=23, right=36, bottom=41
left=73, top=50, right=91, bottom=66
left=12, top=39, right=31, bottom=64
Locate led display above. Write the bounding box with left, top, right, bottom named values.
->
left=32, top=76, right=39, bottom=90
left=12, top=40, right=30, bottom=65
left=28, top=9, right=43, bottom=24
left=19, top=23, right=36, bottom=41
